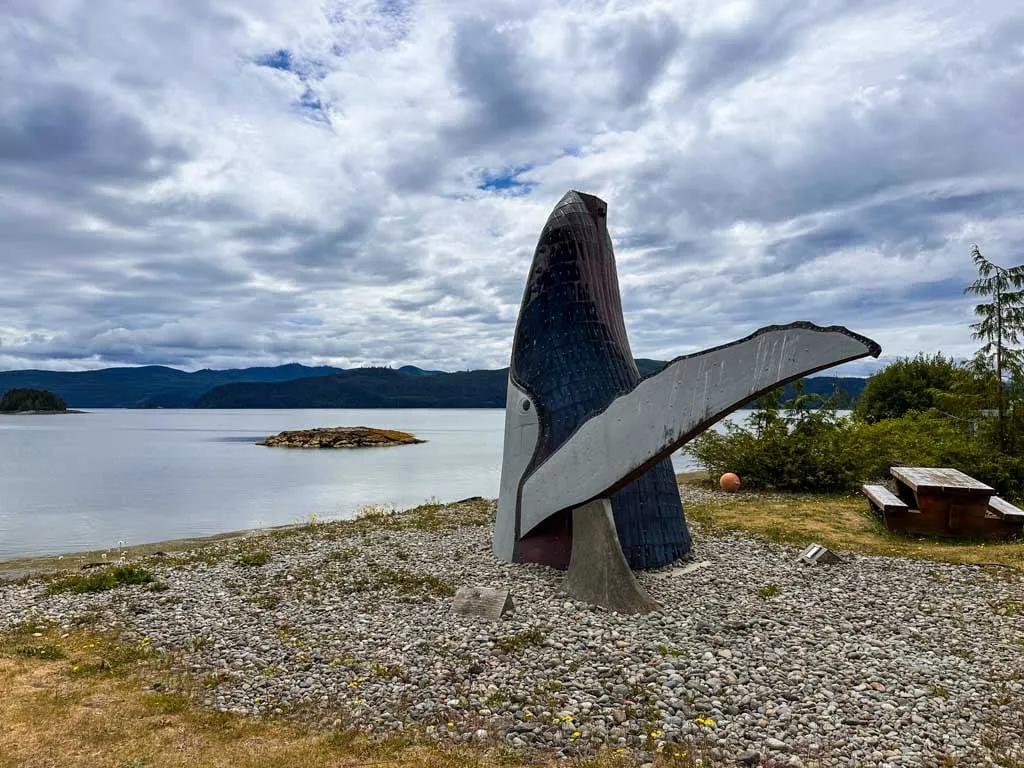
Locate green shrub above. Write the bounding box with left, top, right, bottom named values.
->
left=47, top=564, right=154, bottom=595
left=690, top=400, right=1023, bottom=500
left=690, top=392, right=858, bottom=492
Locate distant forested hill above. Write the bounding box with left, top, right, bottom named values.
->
left=0, top=360, right=867, bottom=409
left=195, top=367, right=510, bottom=408
left=0, top=364, right=343, bottom=408
left=196, top=364, right=867, bottom=409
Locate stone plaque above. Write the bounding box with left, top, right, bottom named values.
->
left=452, top=587, right=514, bottom=620
left=798, top=543, right=842, bottom=566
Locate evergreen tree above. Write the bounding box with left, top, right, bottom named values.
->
left=964, top=245, right=1024, bottom=450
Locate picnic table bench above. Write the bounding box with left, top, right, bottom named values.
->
left=862, top=467, right=1024, bottom=539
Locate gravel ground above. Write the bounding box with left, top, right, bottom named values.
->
left=1, top=488, right=1022, bottom=767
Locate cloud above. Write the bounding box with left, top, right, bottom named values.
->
left=0, top=0, right=1022, bottom=375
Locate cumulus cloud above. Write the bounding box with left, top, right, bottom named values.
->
left=0, top=0, right=1021, bottom=374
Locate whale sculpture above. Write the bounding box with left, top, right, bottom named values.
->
left=494, top=191, right=880, bottom=610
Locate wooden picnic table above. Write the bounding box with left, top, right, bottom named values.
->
left=889, top=466, right=995, bottom=536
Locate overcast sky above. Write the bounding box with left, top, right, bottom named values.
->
left=1, top=0, right=1021, bottom=375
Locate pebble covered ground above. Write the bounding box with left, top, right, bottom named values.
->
left=1, top=488, right=1022, bottom=767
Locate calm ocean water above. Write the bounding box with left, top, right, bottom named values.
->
left=0, top=408, right=725, bottom=559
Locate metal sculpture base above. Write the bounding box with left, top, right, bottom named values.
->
left=562, top=499, right=661, bottom=615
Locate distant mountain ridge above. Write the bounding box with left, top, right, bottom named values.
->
left=0, top=363, right=344, bottom=408
left=0, top=361, right=868, bottom=409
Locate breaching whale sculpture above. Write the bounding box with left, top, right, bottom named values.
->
left=494, top=190, right=880, bottom=611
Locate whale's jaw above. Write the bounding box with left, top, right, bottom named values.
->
left=500, top=190, right=691, bottom=570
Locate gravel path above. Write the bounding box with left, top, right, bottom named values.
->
left=1, top=489, right=1022, bottom=767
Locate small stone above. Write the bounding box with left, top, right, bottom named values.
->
left=736, top=752, right=760, bottom=766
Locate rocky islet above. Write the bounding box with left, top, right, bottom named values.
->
left=257, top=426, right=425, bottom=449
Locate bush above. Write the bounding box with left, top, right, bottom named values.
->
left=0, top=388, right=67, bottom=413
left=690, top=404, right=1023, bottom=501
left=854, top=354, right=961, bottom=423
left=690, top=393, right=858, bottom=493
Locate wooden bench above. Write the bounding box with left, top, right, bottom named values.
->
left=989, top=496, right=1024, bottom=523
left=862, top=484, right=908, bottom=515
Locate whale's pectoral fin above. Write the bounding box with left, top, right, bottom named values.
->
left=562, top=498, right=661, bottom=614
left=519, top=322, right=880, bottom=536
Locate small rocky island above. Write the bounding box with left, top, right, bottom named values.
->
left=257, top=426, right=426, bottom=449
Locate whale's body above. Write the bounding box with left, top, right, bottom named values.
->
left=493, top=190, right=881, bottom=572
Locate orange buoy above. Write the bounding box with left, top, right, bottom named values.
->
left=719, top=472, right=741, bottom=492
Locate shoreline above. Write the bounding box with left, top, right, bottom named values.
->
left=0, top=474, right=709, bottom=578
left=0, top=522, right=307, bottom=581
left=0, top=494, right=512, bottom=580
left=0, top=409, right=88, bottom=415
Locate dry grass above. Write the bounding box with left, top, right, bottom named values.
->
left=685, top=492, right=1024, bottom=570
left=0, top=623, right=712, bottom=768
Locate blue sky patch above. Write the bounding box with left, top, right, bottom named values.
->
left=478, top=165, right=535, bottom=194
left=256, top=49, right=293, bottom=72
left=296, top=88, right=330, bottom=124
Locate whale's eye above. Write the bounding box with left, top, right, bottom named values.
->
left=520, top=398, right=531, bottom=412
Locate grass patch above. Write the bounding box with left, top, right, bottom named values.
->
left=328, top=547, right=359, bottom=564
left=352, top=497, right=494, bottom=535
left=249, top=593, right=283, bottom=610
left=14, top=643, right=66, bottom=661
left=496, top=628, right=548, bottom=654
left=370, top=662, right=403, bottom=678
left=658, top=645, right=687, bottom=658
left=375, top=569, right=456, bottom=597
left=993, top=600, right=1024, bottom=616
left=686, top=493, right=1024, bottom=570
left=753, top=584, right=780, bottom=599
left=47, top=564, right=154, bottom=595
left=235, top=549, right=271, bottom=567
